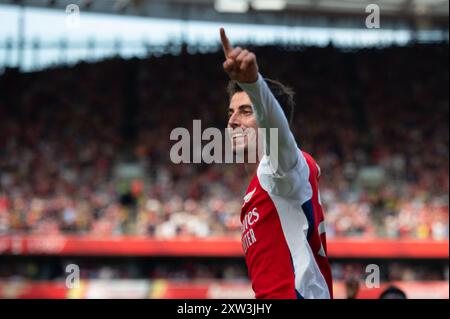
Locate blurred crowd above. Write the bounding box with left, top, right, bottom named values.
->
left=1, top=256, right=448, bottom=283
left=0, top=42, right=448, bottom=239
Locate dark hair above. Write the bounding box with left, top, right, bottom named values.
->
left=227, top=78, right=295, bottom=126
left=379, top=286, right=407, bottom=299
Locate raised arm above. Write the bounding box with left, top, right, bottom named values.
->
left=220, top=28, right=299, bottom=174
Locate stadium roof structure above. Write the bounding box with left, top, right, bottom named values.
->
left=1, top=0, right=449, bottom=30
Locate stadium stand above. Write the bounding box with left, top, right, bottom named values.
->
left=0, top=42, right=448, bottom=298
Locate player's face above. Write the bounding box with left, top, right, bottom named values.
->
left=227, top=92, right=259, bottom=155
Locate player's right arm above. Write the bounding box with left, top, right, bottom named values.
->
left=220, top=28, right=300, bottom=176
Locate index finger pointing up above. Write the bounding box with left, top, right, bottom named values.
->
left=220, top=28, right=233, bottom=58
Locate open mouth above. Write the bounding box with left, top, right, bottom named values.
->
left=231, top=133, right=246, bottom=139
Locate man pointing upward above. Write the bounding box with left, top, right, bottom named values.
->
left=220, top=28, right=333, bottom=299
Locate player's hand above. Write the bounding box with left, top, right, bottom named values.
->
left=220, top=28, right=259, bottom=83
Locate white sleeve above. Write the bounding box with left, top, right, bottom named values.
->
left=238, top=73, right=300, bottom=175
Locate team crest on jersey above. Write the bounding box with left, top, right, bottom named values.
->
left=243, top=188, right=257, bottom=206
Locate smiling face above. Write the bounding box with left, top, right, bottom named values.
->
left=227, top=91, right=259, bottom=155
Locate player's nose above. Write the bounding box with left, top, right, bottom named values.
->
left=228, top=112, right=241, bottom=129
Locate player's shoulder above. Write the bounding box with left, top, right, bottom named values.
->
left=300, top=150, right=317, bottom=166
left=300, top=151, right=321, bottom=178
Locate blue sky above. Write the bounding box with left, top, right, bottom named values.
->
left=0, top=3, right=417, bottom=71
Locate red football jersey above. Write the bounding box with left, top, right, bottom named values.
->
left=241, top=151, right=333, bottom=299
left=236, top=74, right=333, bottom=299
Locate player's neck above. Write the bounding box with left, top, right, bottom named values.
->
left=242, top=147, right=261, bottom=182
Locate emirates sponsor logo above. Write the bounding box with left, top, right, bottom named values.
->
left=241, top=207, right=260, bottom=254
